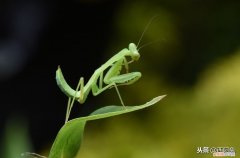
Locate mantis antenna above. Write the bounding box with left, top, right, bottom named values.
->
left=138, top=39, right=161, bottom=51
left=137, top=15, right=159, bottom=47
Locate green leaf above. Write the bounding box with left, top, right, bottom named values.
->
left=48, top=95, right=166, bottom=158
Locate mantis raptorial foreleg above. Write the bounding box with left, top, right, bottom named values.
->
left=89, top=61, right=140, bottom=106
left=123, top=57, right=129, bottom=73
left=92, top=58, right=141, bottom=106
left=104, top=58, right=126, bottom=83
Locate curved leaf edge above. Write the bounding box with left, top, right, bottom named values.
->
left=69, top=95, right=166, bottom=123
left=48, top=95, right=166, bottom=158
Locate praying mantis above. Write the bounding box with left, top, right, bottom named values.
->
left=56, top=43, right=142, bottom=122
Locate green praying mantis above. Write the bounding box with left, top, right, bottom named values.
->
left=56, top=43, right=142, bottom=122
left=56, top=43, right=141, bottom=105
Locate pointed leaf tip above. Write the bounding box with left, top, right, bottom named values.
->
left=48, top=95, right=166, bottom=158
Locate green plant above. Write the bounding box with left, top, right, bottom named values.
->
left=48, top=96, right=164, bottom=158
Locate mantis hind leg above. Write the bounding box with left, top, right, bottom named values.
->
left=92, top=74, right=126, bottom=107
left=112, top=83, right=125, bottom=107
left=101, top=72, right=142, bottom=107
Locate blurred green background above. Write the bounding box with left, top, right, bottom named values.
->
left=0, top=0, right=239, bottom=158
left=79, top=1, right=240, bottom=158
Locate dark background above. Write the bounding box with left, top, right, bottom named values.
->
left=0, top=0, right=240, bottom=157
left=0, top=0, right=119, bottom=151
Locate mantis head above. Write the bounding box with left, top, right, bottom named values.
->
left=129, top=43, right=140, bottom=61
